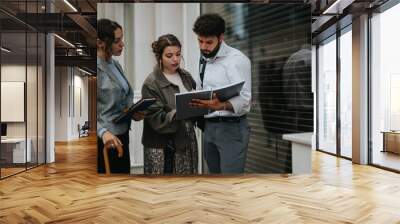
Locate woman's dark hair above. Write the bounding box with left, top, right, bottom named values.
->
left=151, top=34, right=182, bottom=68
left=97, top=18, right=122, bottom=56
left=193, top=14, right=225, bottom=37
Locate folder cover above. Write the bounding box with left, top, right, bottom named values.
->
left=175, top=81, right=245, bottom=120
left=113, top=98, right=156, bottom=123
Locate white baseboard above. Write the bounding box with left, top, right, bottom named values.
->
left=130, top=165, right=144, bottom=174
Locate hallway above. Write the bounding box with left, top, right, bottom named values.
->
left=0, top=136, right=399, bottom=223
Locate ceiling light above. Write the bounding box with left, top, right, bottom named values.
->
left=63, top=0, right=78, bottom=12
left=1, top=47, right=11, bottom=53
left=78, top=67, right=92, bottom=76
left=54, top=34, right=75, bottom=48
left=322, top=0, right=354, bottom=15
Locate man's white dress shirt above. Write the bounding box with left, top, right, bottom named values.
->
left=196, top=41, right=251, bottom=118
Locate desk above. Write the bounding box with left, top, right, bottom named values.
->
left=1, top=138, right=31, bottom=163
left=282, top=132, right=312, bottom=174
left=381, top=131, right=400, bottom=154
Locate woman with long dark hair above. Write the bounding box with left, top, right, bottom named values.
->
left=97, top=18, right=143, bottom=173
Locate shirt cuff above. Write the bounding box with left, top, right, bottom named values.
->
left=228, top=96, right=248, bottom=114
left=98, top=128, right=108, bottom=139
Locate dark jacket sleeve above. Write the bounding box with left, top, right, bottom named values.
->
left=141, top=81, right=180, bottom=134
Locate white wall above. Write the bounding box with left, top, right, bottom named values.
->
left=54, top=67, right=68, bottom=141
left=131, top=4, right=156, bottom=91
left=1, top=66, right=26, bottom=127
left=1, top=65, right=38, bottom=138
left=46, top=2, right=56, bottom=163
left=73, top=72, right=89, bottom=138
left=98, top=3, right=200, bottom=168
left=54, top=67, right=89, bottom=141
left=1, top=62, right=46, bottom=165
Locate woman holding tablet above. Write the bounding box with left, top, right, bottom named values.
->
left=97, top=18, right=144, bottom=174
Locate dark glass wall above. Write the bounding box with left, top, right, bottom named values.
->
left=202, top=3, right=313, bottom=173
left=0, top=0, right=46, bottom=179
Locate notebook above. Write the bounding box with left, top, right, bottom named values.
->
left=175, top=81, right=245, bottom=120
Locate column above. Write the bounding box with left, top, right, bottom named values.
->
left=352, top=14, right=369, bottom=164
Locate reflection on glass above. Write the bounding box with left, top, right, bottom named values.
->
left=318, top=36, right=337, bottom=154
left=0, top=0, right=46, bottom=179
left=371, top=3, right=400, bottom=171
left=38, top=33, right=46, bottom=165
left=390, top=75, right=400, bottom=129
left=340, top=28, right=352, bottom=158
left=27, top=32, right=39, bottom=169
left=1, top=31, right=27, bottom=177
left=202, top=3, right=313, bottom=173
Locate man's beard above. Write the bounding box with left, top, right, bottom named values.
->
left=201, top=41, right=221, bottom=58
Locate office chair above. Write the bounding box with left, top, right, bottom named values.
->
left=78, top=121, right=90, bottom=138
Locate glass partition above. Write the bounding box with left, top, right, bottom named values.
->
left=38, top=32, right=46, bottom=165
left=317, top=35, right=337, bottom=155
left=339, top=27, right=352, bottom=158
left=0, top=1, right=46, bottom=179
left=27, top=31, right=38, bottom=170
left=1, top=24, right=28, bottom=177
left=370, top=3, right=400, bottom=171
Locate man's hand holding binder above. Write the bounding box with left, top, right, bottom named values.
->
left=175, top=81, right=244, bottom=120
left=190, top=93, right=233, bottom=112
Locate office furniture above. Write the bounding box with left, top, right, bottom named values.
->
left=282, top=132, right=313, bottom=174
left=382, top=131, right=400, bottom=154
left=78, top=121, right=90, bottom=138
left=1, top=138, right=32, bottom=164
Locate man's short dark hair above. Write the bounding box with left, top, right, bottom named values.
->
left=193, top=14, right=225, bottom=37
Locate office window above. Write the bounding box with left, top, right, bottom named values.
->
left=340, top=27, right=352, bottom=158
left=371, top=3, right=400, bottom=171
left=317, top=35, right=337, bottom=155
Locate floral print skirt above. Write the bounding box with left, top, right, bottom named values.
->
left=143, top=124, right=198, bottom=175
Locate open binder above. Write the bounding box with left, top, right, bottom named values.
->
left=175, top=81, right=245, bottom=120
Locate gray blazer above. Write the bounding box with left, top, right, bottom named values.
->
left=97, top=58, right=134, bottom=138
left=141, top=66, right=197, bottom=149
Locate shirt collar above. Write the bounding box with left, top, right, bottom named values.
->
left=202, top=41, right=229, bottom=63
left=215, top=41, right=229, bottom=58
